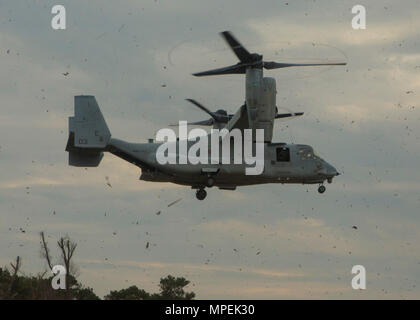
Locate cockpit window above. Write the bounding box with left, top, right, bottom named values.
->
left=298, top=147, right=318, bottom=160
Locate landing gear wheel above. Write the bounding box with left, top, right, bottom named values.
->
left=196, top=188, right=207, bottom=200
left=318, top=185, right=326, bottom=194
left=206, top=177, right=215, bottom=188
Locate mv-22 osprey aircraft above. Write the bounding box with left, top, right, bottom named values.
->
left=66, top=31, right=345, bottom=200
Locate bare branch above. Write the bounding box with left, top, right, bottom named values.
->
left=40, top=231, right=53, bottom=271
left=10, top=256, right=21, bottom=276
left=57, top=235, right=78, bottom=294
left=7, top=256, right=21, bottom=298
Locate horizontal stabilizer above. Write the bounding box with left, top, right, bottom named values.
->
left=69, top=151, right=104, bottom=167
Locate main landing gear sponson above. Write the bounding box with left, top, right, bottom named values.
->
left=196, top=188, right=207, bottom=200
left=206, top=177, right=215, bottom=188
left=318, top=185, right=326, bottom=194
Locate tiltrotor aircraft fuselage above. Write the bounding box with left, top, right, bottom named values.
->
left=66, top=31, right=345, bottom=200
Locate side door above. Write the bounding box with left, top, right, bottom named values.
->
left=273, top=146, right=291, bottom=167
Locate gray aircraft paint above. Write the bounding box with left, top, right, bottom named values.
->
left=65, top=32, right=343, bottom=199
left=65, top=95, right=338, bottom=193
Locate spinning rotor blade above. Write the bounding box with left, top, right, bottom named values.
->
left=169, top=119, right=214, bottom=126
left=275, top=112, right=304, bottom=119
left=193, top=31, right=347, bottom=77
left=192, top=63, right=247, bottom=77
left=220, top=31, right=253, bottom=63
left=185, top=99, right=218, bottom=120
left=188, top=119, right=214, bottom=126
left=264, top=61, right=347, bottom=69
left=185, top=99, right=231, bottom=124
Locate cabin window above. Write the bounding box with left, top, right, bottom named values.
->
left=276, top=147, right=290, bottom=162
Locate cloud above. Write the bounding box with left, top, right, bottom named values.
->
left=247, top=9, right=420, bottom=47
left=1, top=0, right=420, bottom=299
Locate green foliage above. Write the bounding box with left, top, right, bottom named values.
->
left=2, top=232, right=194, bottom=300
left=104, top=275, right=195, bottom=300
left=1, top=266, right=194, bottom=300
left=0, top=267, right=100, bottom=300
left=158, top=275, right=195, bottom=300
left=105, top=285, right=151, bottom=300
left=74, top=286, right=100, bottom=300
left=0, top=267, right=60, bottom=299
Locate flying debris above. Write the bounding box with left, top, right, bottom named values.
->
left=167, top=198, right=182, bottom=207
left=105, top=176, right=112, bottom=188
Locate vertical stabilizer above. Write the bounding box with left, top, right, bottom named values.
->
left=66, top=95, right=111, bottom=166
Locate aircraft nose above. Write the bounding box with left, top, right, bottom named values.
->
left=326, top=163, right=339, bottom=177
left=317, top=160, right=340, bottom=178
left=319, top=161, right=338, bottom=176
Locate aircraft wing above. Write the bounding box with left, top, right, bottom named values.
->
left=226, top=104, right=250, bottom=132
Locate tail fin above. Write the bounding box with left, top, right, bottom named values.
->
left=65, top=96, right=111, bottom=167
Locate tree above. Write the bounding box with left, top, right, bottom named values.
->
left=105, top=286, right=151, bottom=300
left=38, top=232, right=94, bottom=299
left=157, top=275, right=195, bottom=300
left=0, top=267, right=12, bottom=298
left=2, top=232, right=196, bottom=300
left=39, top=232, right=79, bottom=296
left=104, top=275, right=195, bottom=300
left=7, top=256, right=21, bottom=298
left=0, top=261, right=63, bottom=299
left=40, top=232, right=53, bottom=270
left=73, top=286, right=100, bottom=300
left=57, top=235, right=77, bottom=296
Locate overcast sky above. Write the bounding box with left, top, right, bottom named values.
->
left=1, top=0, right=420, bottom=299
